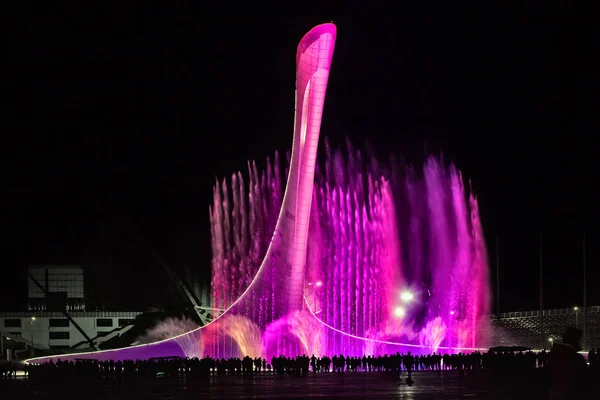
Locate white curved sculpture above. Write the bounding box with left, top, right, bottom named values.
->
left=275, top=23, right=337, bottom=314
left=25, top=23, right=337, bottom=364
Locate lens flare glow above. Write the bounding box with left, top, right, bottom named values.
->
left=400, top=291, right=414, bottom=303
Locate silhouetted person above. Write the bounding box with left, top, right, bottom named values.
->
left=404, top=351, right=414, bottom=385
left=546, top=327, right=588, bottom=399
left=588, top=348, right=598, bottom=370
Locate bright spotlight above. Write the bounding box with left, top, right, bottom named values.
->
left=450, top=310, right=455, bottom=316
left=315, top=281, right=323, bottom=287
left=400, top=291, right=414, bottom=303
left=394, top=307, right=405, bottom=318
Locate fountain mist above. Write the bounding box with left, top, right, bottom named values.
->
left=208, top=139, right=490, bottom=357
left=137, top=317, right=204, bottom=359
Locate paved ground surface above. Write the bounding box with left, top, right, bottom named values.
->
left=1, top=371, right=546, bottom=399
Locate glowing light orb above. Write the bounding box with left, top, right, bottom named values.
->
left=394, top=307, right=406, bottom=318
left=400, top=291, right=414, bottom=303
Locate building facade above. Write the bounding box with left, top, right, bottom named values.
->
left=0, top=264, right=144, bottom=359
left=1, top=311, right=142, bottom=351
left=28, top=265, right=85, bottom=311
left=491, top=306, right=600, bottom=350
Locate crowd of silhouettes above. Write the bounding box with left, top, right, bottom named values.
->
left=2, top=348, right=595, bottom=382
left=2, top=326, right=597, bottom=399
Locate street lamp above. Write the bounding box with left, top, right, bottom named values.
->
left=574, top=306, right=579, bottom=328
left=29, top=317, right=37, bottom=353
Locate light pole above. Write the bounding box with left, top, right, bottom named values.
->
left=29, top=316, right=37, bottom=355
left=574, top=306, right=579, bottom=328
left=496, top=235, right=500, bottom=317
left=583, top=233, right=587, bottom=350
left=539, top=233, right=544, bottom=350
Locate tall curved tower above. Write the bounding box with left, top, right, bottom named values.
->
left=24, top=23, right=338, bottom=365
left=274, top=23, right=337, bottom=314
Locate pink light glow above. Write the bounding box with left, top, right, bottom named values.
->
left=400, top=291, right=414, bottom=303
left=419, top=317, right=447, bottom=353
left=304, top=296, right=487, bottom=353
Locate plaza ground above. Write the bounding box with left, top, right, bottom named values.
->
left=1, top=370, right=548, bottom=399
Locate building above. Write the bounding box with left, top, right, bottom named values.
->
left=491, top=305, right=600, bottom=350
left=28, top=265, right=85, bottom=311
left=1, top=264, right=143, bottom=359
left=1, top=311, right=141, bottom=351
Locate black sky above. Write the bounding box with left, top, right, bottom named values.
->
left=11, top=3, right=597, bottom=312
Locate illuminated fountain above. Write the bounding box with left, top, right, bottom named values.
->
left=263, top=310, right=327, bottom=358
left=419, top=317, right=447, bottom=353
left=135, top=316, right=204, bottom=358
left=26, top=22, right=490, bottom=365
left=203, top=315, right=264, bottom=359
left=209, top=142, right=491, bottom=358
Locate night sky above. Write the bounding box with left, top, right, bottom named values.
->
left=11, top=4, right=596, bottom=312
